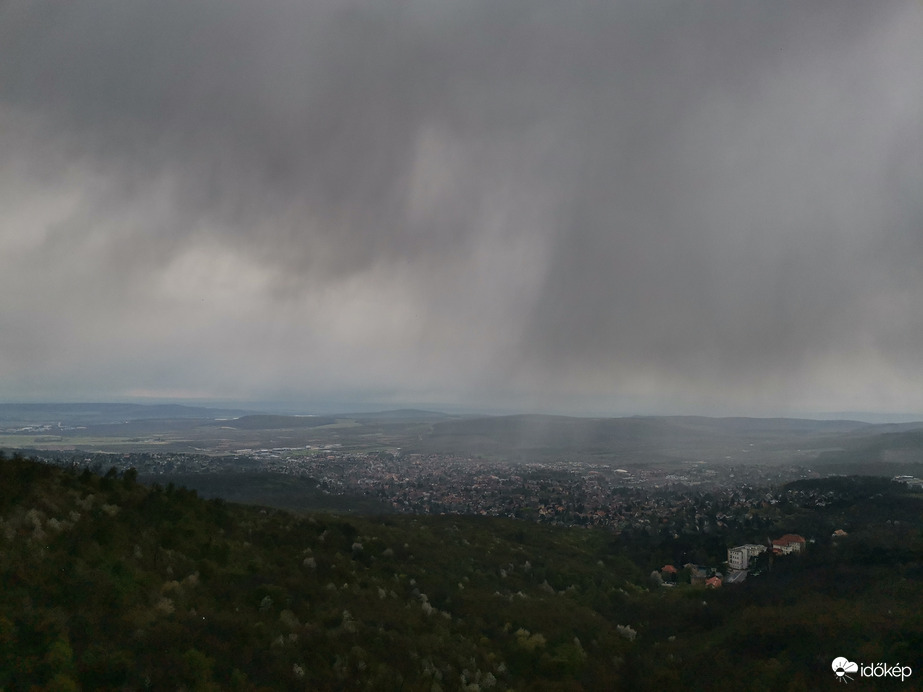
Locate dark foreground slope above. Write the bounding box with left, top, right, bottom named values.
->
left=1, top=453, right=921, bottom=691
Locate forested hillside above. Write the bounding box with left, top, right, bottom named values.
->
left=1, top=452, right=921, bottom=690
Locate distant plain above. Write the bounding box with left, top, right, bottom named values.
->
left=3, top=404, right=923, bottom=475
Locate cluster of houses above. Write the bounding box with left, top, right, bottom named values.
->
left=658, top=563, right=723, bottom=587
left=659, top=533, right=807, bottom=589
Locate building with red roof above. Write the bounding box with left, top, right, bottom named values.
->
left=772, top=534, right=806, bottom=555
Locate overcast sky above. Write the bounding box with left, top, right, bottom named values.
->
left=1, top=0, right=922, bottom=417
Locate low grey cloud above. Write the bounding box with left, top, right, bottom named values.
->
left=1, top=0, right=921, bottom=415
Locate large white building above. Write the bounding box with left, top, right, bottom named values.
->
left=727, top=544, right=766, bottom=570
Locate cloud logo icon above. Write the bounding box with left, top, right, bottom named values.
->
left=832, top=657, right=859, bottom=682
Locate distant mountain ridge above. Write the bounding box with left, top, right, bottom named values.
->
left=0, top=403, right=254, bottom=426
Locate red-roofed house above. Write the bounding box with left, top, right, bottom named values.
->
left=772, top=534, right=806, bottom=555
left=705, top=576, right=722, bottom=588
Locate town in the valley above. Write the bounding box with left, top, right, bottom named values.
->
left=30, top=446, right=915, bottom=589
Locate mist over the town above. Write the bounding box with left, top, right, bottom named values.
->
left=2, top=0, right=922, bottom=417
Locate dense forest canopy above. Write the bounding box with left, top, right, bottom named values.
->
left=1, top=451, right=921, bottom=690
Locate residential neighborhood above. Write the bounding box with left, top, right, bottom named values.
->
left=27, top=447, right=901, bottom=601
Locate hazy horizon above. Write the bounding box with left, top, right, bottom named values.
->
left=2, top=1, right=922, bottom=417
left=2, top=398, right=922, bottom=425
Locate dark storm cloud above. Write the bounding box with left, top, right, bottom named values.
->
left=0, top=0, right=921, bottom=414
